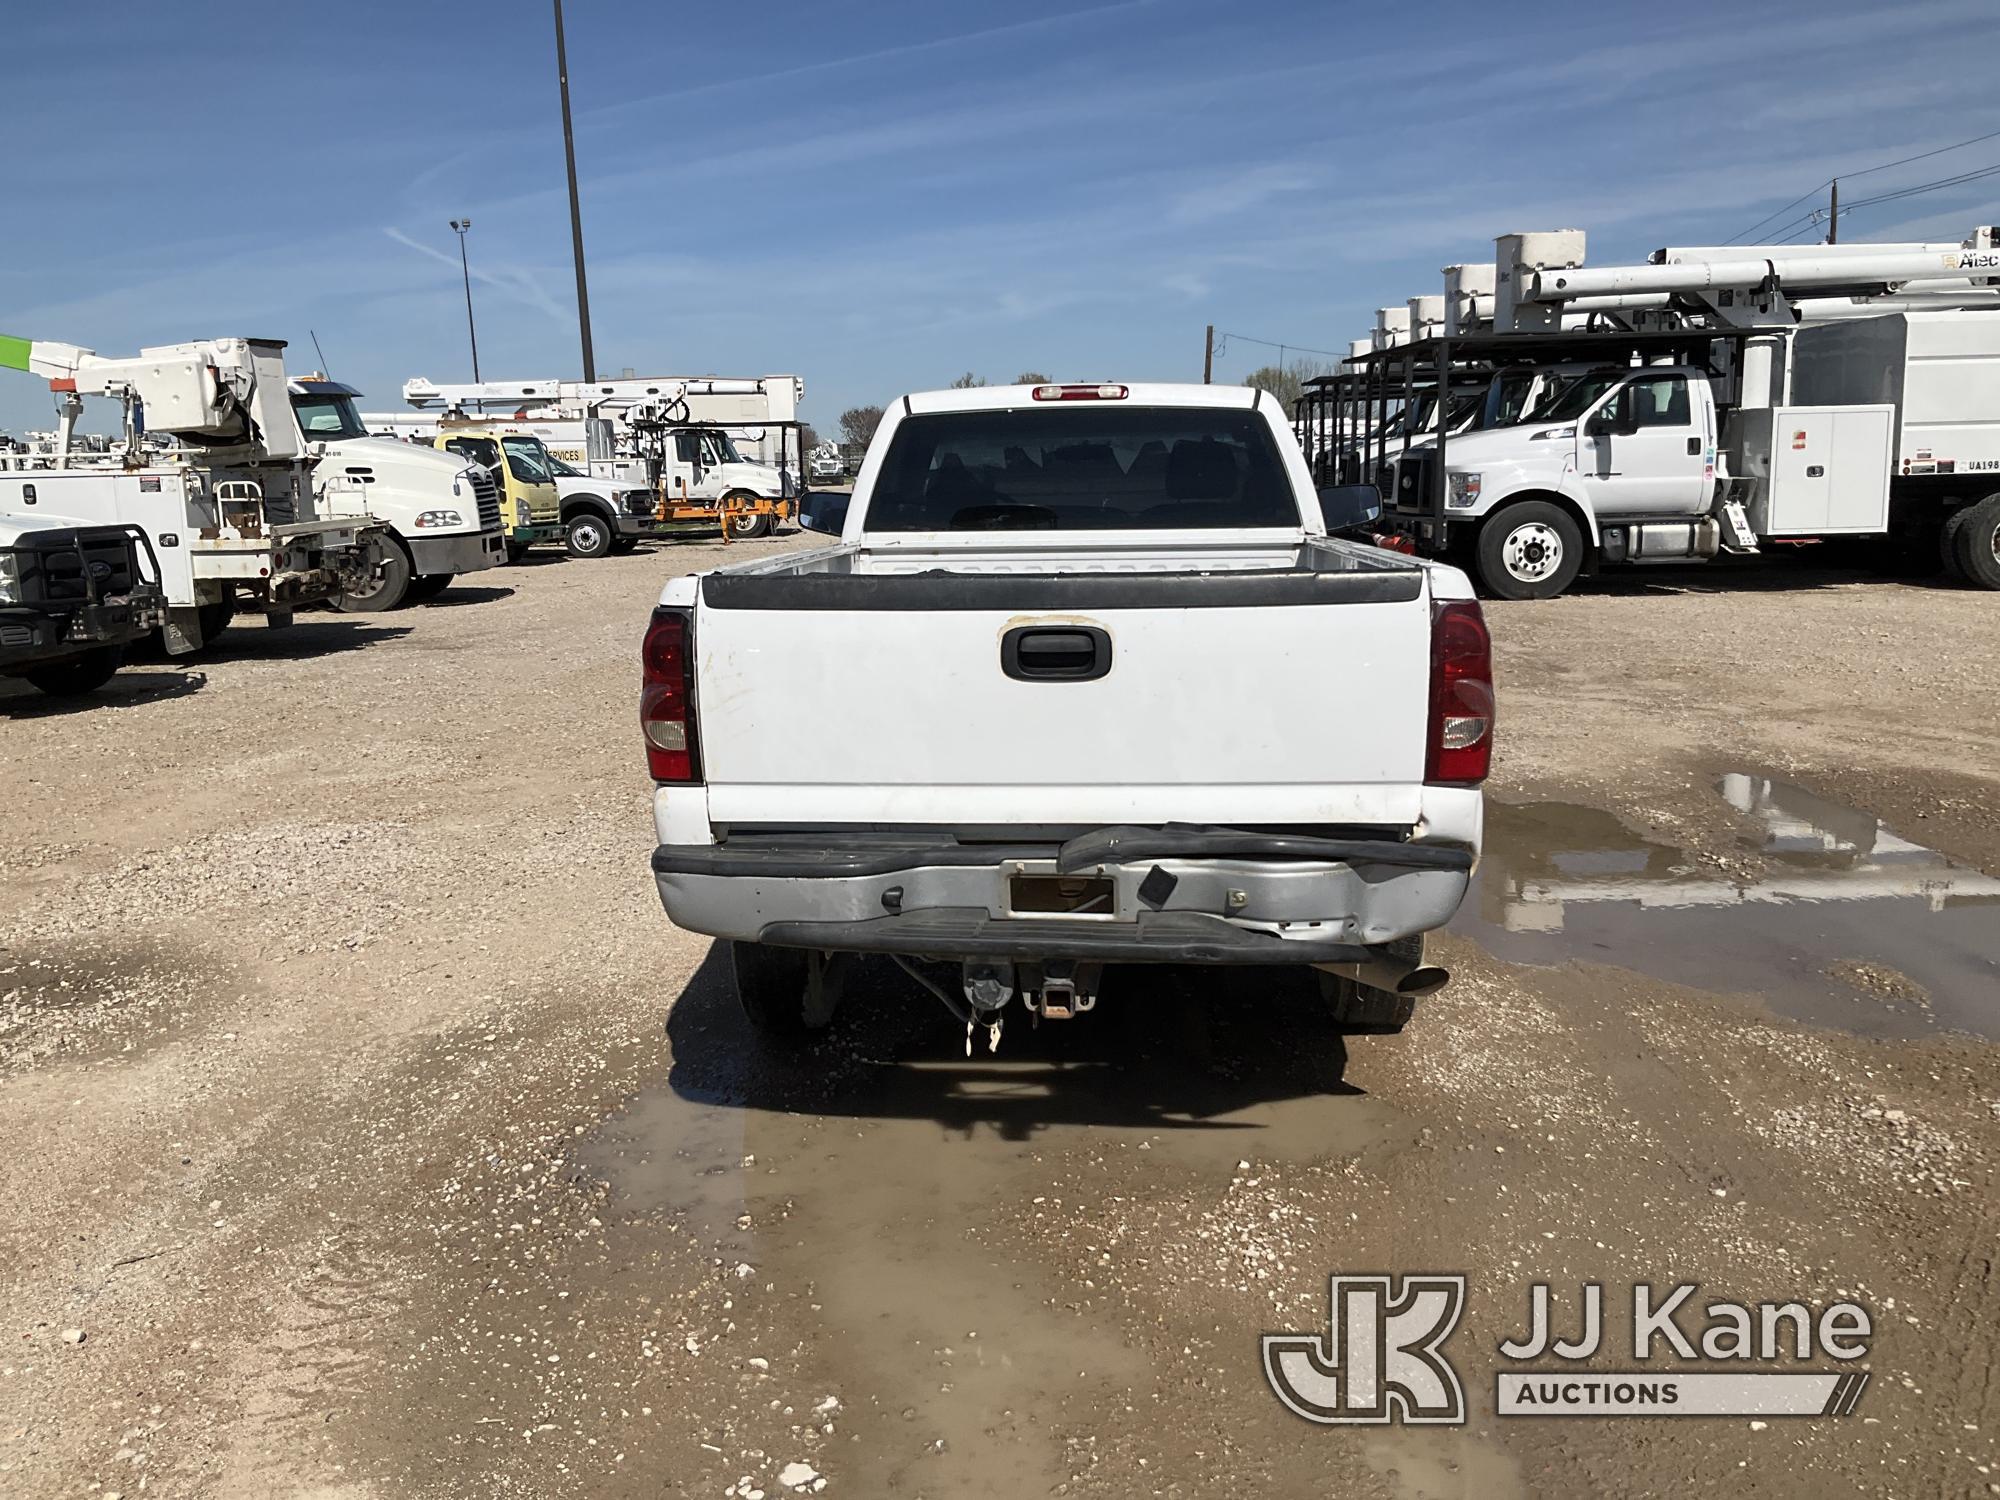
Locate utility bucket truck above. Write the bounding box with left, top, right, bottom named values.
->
left=0, top=334, right=386, bottom=652
left=289, top=376, right=506, bottom=609
left=380, top=375, right=805, bottom=547
left=1350, top=228, right=2000, bottom=598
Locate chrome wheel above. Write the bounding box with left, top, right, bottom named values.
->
left=1502, top=521, right=1564, bottom=583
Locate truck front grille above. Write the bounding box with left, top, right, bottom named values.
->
left=1393, top=453, right=1437, bottom=516
left=470, top=469, right=502, bottom=530
left=14, top=528, right=142, bottom=605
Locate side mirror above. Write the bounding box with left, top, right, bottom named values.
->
left=1317, top=482, right=1383, bottom=533
left=1586, top=411, right=1634, bottom=438
left=798, top=491, right=850, bottom=536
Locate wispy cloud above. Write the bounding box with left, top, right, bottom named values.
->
left=1168, top=165, right=1314, bottom=227
left=582, top=0, right=1168, bottom=121
left=381, top=227, right=567, bottom=323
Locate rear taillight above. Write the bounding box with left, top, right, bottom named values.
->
left=640, top=607, right=702, bottom=783
left=1426, top=599, right=1493, bottom=785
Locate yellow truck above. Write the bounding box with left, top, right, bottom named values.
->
left=432, top=427, right=562, bottom=561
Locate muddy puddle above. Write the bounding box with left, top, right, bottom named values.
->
left=1457, top=773, right=2000, bottom=1039
left=578, top=951, right=1414, bottom=1493
left=0, top=934, right=233, bottom=1069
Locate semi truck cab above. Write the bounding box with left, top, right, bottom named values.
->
left=289, top=378, right=507, bottom=609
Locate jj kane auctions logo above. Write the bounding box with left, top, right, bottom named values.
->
left=1264, top=1276, right=1873, bottom=1423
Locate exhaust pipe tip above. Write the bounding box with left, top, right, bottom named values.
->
left=1397, top=965, right=1451, bottom=998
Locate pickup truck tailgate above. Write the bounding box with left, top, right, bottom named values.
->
left=692, top=554, right=1434, bottom=828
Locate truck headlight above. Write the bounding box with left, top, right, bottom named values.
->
left=0, top=552, right=19, bottom=605
left=414, top=510, right=464, bottom=529
left=1447, top=472, right=1482, bottom=508
left=1529, top=425, right=1576, bottom=441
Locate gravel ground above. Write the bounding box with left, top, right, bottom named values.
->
left=0, top=542, right=1994, bottom=1499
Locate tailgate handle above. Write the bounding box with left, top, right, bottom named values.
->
left=1002, top=625, right=1112, bottom=682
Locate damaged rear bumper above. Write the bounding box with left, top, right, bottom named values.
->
left=650, top=826, right=1475, bottom=960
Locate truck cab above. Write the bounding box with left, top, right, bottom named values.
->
left=652, top=426, right=796, bottom=538
left=1394, top=364, right=1720, bottom=599
left=542, top=452, right=666, bottom=558
left=289, top=377, right=507, bottom=609
left=432, top=428, right=562, bottom=561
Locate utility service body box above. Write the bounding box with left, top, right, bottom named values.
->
left=1727, top=405, right=1896, bottom=535
left=1789, top=309, right=2000, bottom=477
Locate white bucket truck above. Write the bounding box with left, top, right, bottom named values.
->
left=1370, top=228, right=2000, bottom=597
left=376, top=374, right=804, bottom=547
left=0, top=334, right=384, bottom=652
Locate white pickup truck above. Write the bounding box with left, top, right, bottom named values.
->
left=644, top=383, right=1493, bottom=1049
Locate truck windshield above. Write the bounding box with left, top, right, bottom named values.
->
left=501, top=436, right=554, bottom=484
left=292, top=394, right=368, bottom=441
left=673, top=431, right=742, bottom=467
left=867, top=406, right=1299, bottom=531
left=1536, top=370, right=1627, bottom=423
left=1484, top=371, right=1538, bottom=428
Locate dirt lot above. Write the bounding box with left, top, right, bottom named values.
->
left=1, top=542, right=1995, bottom=1499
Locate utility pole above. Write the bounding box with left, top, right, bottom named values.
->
left=1202, top=324, right=1214, bottom=384
left=553, top=0, right=597, bottom=382
left=450, top=218, right=481, bottom=381
left=1828, top=179, right=1839, bottom=244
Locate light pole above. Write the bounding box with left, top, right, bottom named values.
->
left=553, top=0, right=597, bottom=382
left=450, top=217, right=481, bottom=382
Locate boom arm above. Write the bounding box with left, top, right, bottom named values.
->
left=402, top=373, right=803, bottom=418
left=0, top=334, right=302, bottom=459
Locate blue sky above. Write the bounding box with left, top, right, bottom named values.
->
left=5, top=0, right=1999, bottom=437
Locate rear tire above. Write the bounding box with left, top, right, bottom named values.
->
left=1940, top=508, right=1971, bottom=583
left=1949, top=493, right=2000, bottom=589
left=565, top=511, right=615, bottom=558
left=196, top=600, right=235, bottom=644
left=406, top=572, right=454, bottom=602
left=24, top=645, right=123, bottom=697
left=731, top=941, right=815, bottom=1047
left=331, top=536, right=413, bottom=612
left=1474, top=501, right=1584, bottom=600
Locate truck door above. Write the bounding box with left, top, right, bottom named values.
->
left=499, top=436, right=560, bottom=522
left=1580, top=373, right=1707, bottom=516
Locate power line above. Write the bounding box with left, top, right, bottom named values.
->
left=1838, top=127, right=2000, bottom=183
left=1745, top=158, right=2000, bottom=246
left=1727, top=184, right=1835, bottom=246
left=1722, top=126, right=2000, bottom=244
left=1214, top=331, right=1348, bottom=362
left=1842, top=159, right=2000, bottom=211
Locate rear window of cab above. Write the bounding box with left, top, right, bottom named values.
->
left=867, top=407, right=1299, bottom=531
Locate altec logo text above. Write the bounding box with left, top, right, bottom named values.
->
left=1263, top=1276, right=1872, bottom=1425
